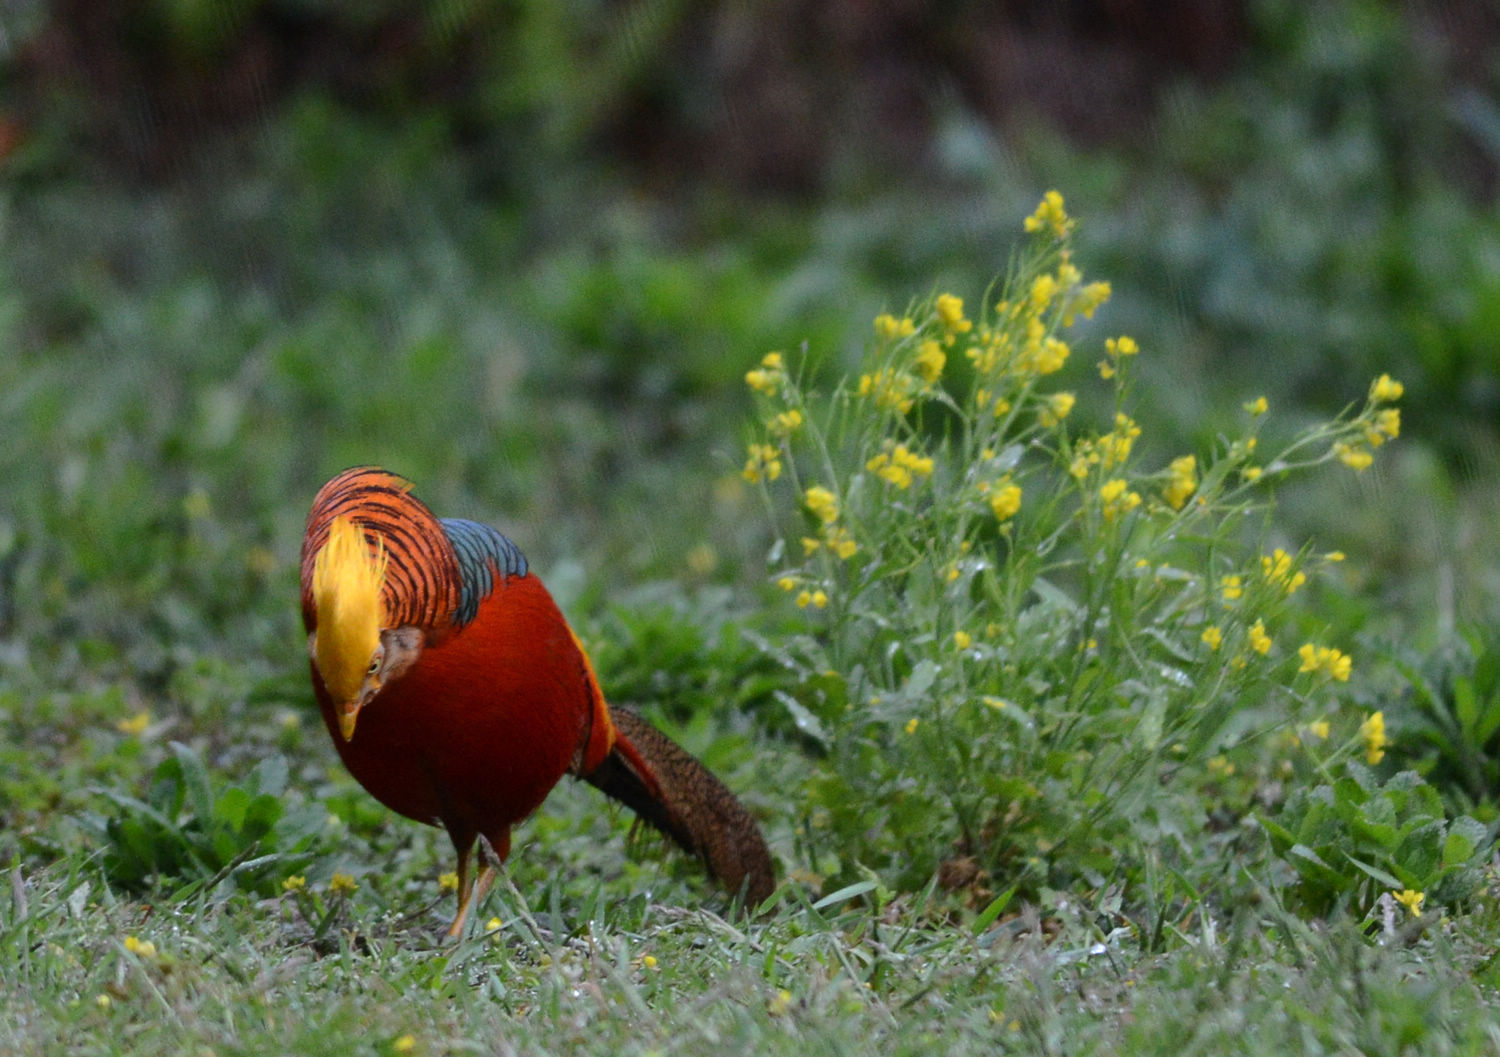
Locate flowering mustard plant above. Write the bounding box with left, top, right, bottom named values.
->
left=740, top=191, right=1408, bottom=901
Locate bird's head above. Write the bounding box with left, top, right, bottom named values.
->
left=308, top=515, right=392, bottom=741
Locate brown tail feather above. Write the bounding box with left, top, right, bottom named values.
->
left=584, top=708, right=775, bottom=908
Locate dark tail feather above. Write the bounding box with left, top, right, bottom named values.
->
left=584, top=708, right=775, bottom=908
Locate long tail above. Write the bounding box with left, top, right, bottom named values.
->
left=584, top=709, right=775, bottom=908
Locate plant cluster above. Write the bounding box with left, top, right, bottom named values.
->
left=741, top=192, right=1439, bottom=918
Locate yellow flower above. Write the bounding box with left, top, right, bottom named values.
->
left=811, top=590, right=828, bottom=609
left=768, top=988, right=794, bottom=1017
left=803, top=485, right=839, bottom=524
left=1261, top=549, right=1307, bottom=594
left=742, top=443, right=782, bottom=483
left=761, top=352, right=784, bottom=370
left=954, top=630, right=973, bottom=650
left=439, top=872, right=459, bottom=891
left=795, top=590, right=812, bottom=609
left=772, top=409, right=804, bottom=434
left=282, top=875, right=307, bottom=892
left=1334, top=441, right=1373, bottom=471
left=1307, top=719, right=1330, bottom=740
left=1248, top=620, right=1272, bottom=656
left=800, top=536, right=821, bottom=555
left=1244, top=396, right=1268, bottom=416
left=777, top=576, right=798, bottom=592
left=826, top=526, right=859, bottom=560
left=1031, top=336, right=1070, bottom=375
left=989, top=482, right=1023, bottom=522
left=1065, top=280, right=1111, bottom=325
left=1039, top=391, right=1075, bottom=427
left=934, top=294, right=972, bottom=340
left=1023, top=190, right=1073, bottom=238
left=123, top=936, right=157, bottom=958
left=642, top=954, right=659, bottom=969
left=1162, top=455, right=1197, bottom=511
left=913, top=340, right=946, bottom=384
left=485, top=917, right=503, bottom=933
left=904, top=718, right=920, bottom=735
left=1201, top=626, right=1223, bottom=651
left=1105, top=336, right=1139, bottom=359
left=1099, top=478, right=1141, bottom=521
left=745, top=362, right=783, bottom=396
left=1242, top=466, right=1263, bottom=482
left=1393, top=888, right=1424, bottom=917
left=329, top=872, right=358, bottom=895
left=1370, top=374, right=1404, bottom=403
left=115, top=711, right=150, bottom=736
left=1360, top=711, right=1386, bottom=764
left=1299, top=643, right=1353, bottom=683
left=1373, top=407, right=1400, bottom=441
left=393, top=1036, right=417, bottom=1054
left=874, top=313, right=915, bottom=340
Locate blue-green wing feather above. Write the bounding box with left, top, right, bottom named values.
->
left=439, top=518, right=529, bottom=626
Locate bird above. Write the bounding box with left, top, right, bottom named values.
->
left=299, top=466, right=774, bottom=936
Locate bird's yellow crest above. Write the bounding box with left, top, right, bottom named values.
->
left=311, top=516, right=388, bottom=705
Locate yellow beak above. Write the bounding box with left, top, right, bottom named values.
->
left=338, top=702, right=361, bottom=742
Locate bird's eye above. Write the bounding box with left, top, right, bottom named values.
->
left=367, top=657, right=381, bottom=675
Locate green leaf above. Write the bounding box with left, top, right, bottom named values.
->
left=169, top=741, right=216, bottom=822
left=973, top=886, right=1016, bottom=934
left=1343, top=853, right=1403, bottom=889
left=811, top=880, right=878, bottom=910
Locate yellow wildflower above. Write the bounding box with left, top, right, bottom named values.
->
left=1099, top=478, right=1141, bottom=521
left=485, top=917, right=503, bottom=933
left=804, top=485, right=839, bottom=524
left=772, top=409, right=804, bottom=434
left=935, top=294, right=972, bottom=339
left=643, top=955, right=659, bottom=969
left=1032, top=336, right=1070, bottom=375
left=1028, top=274, right=1058, bottom=313
left=439, top=872, right=459, bottom=891
left=954, top=630, right=973, bottom=650
left=1334, top=441, right=1373, bottom=471
left=1361, top=711, right=1387, bottom=764
left=989, top=482, right=1023, bottom=522
left=800, top=536, right=821, bottom=555
left=1162, top=455, right=1197, bottom=511
left=904, top=718, right=919, bottom=735
left=1307, top=719, right=1330, bottom=740
left=329, top=872, right=358, bottom=895
left=1248, top=620, right=1272, bottom=656
left=1373, top=407, right=1400, bottom=441
left=1370, top=374, right=1404, bottom=403
left=1261, top=549, right=1307, bottom=594
left=1298, top=643, right=1353, bottom=683
left=745, top=352, right=785, bottom=396
left=1105, top=336, right=1139, bottom=359
left=1244, top=396, right=1268, bottom=416
left=1393, top=889, right=1424, bottom=917
left=282, top=875, right=307, bottom=892
left=1325, top=551, right=1345, bottom=562
left=393, top=1037, right=417, bottom=1053
left=777, top=576, right=798, bottom=592
left=913, top=340, right=946, bottom=384
left=1201, top=626, right=1223, bottom=651
left=811, top=590, right=828, bottom=609
left=123, top=936, right=157, bottom=958
left=1068, top=281, right=1111, bottom=322
left=795, top=590, right=812, bottom=608
left=825, top=526, right=858, bottom=560
left=115, top=711, right=150, bottom=736
left=874, top=314, right=916, bottom=340
left=1024, top=190, right=1073, bottom=238
left=1039, top=391, right=1075, bottom=427
left=742, top=443, right=782, bottom=483
left=1242, top=466, right=1264, bottom=482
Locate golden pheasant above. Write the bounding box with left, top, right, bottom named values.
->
left=300, top=467, right=774, bottom=935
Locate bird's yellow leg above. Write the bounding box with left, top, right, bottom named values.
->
left=446, top=831, right=509, bottom=939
